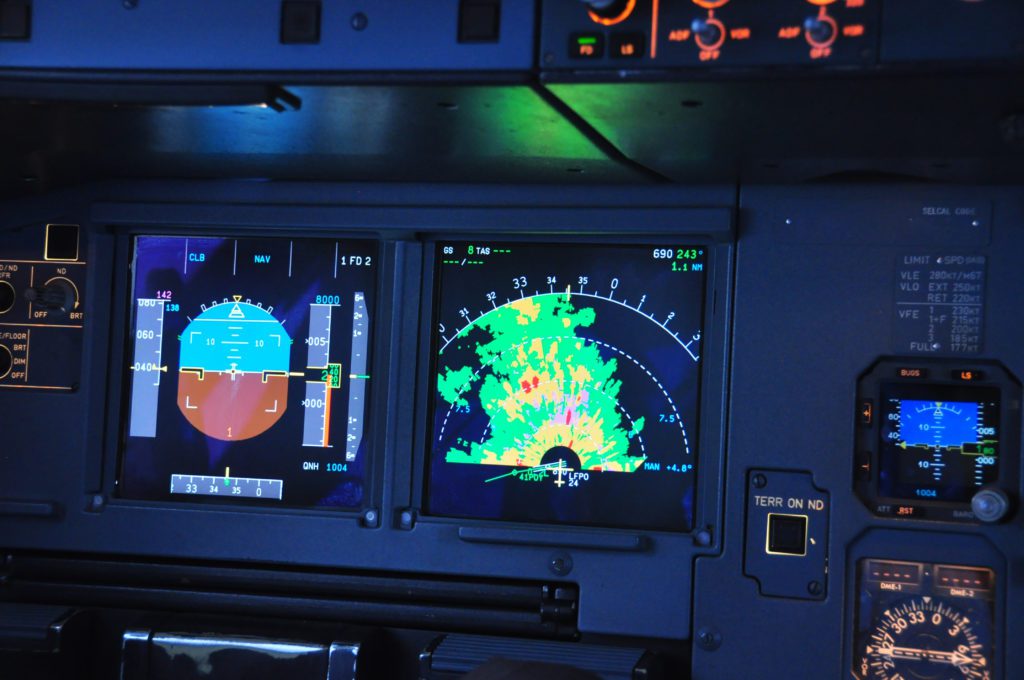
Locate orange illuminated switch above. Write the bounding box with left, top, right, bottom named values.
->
left=952, top=369, right=985, bottom=382
left=843, top=24, right=865, bottom=37
left=859, top=400, right=873, bottom=425
left=569, top=33, right=604, bottom=59
left=610, top=32, right=645, bottom=59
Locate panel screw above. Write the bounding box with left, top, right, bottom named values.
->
left=696, top=627, right=722, bottom=651
left=807, top=580, right=823, bottom=596
left=549, top=551, right=573, bottom=576
left=362, top=508, right=379, bottom=527
left=399, top=509, right=416, bottom=529
left=89, top=494, right=105, bottom=511
left=752, top=473, right=767, bottom=489
left=351, top=12, right=368, bottom=31
left=694, top=528, right=712, bottom=546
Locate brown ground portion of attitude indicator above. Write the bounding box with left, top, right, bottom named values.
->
left=177, top=370, right=288, bottom=441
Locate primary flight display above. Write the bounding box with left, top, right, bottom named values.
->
left=120, top=235, right=376, bottom=508
left=877, top=385, right=1000, bottom=503
left=427, top=242, right=707, bottom=531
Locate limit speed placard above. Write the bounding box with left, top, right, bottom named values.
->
left=426, top=242, right=707, bottom=531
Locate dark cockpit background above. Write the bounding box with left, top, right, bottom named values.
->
left=0, top=1, right=1022, bottom=678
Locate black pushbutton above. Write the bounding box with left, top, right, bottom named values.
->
left=280, top=1, right=321, bottom=44
left=767, top=513, right=807, bottom=556
left=609, top=32, right=645, bottom=59
left=458, top=1, right=501, bottom=43
left=0, top=1, right=31, bottom=41
left=44, top=223, right=79, bottom=261
left=0, top=280, right=14, bottom=314
left=0, top=344, right=11, bottom=380
left=569, top=32, right=604, bottom=59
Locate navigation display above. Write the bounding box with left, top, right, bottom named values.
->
left=120, top=235, right=376, bottom=508
left=426, top=242, right=707, bottom=531
left=878, top=385, right=1000, bottom=503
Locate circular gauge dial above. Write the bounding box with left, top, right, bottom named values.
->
left=858, top=597, right=991, bottom=680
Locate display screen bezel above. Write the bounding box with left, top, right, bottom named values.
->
left=853, top=358, right=1022, bottom=523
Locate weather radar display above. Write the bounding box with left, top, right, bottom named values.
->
left=121, top=235, right=376, bottom=508
left=427, top=242, right=707, bottom=531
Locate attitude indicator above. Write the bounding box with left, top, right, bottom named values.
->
left=178, top=296, right=291, bottom=441
left=877, top=389, right=1001, bottom=503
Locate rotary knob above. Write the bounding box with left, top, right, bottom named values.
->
left=971, top=488, right=1011, bottom=524
left=0, top=344, right=11, bottom=380
left=803, top=14, right=837, bottom=48
left=24, top=278, right=77, bottom=316
left=691, top=17, right=726, bottom=51
left=0, top=280, right=15, bottom=314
